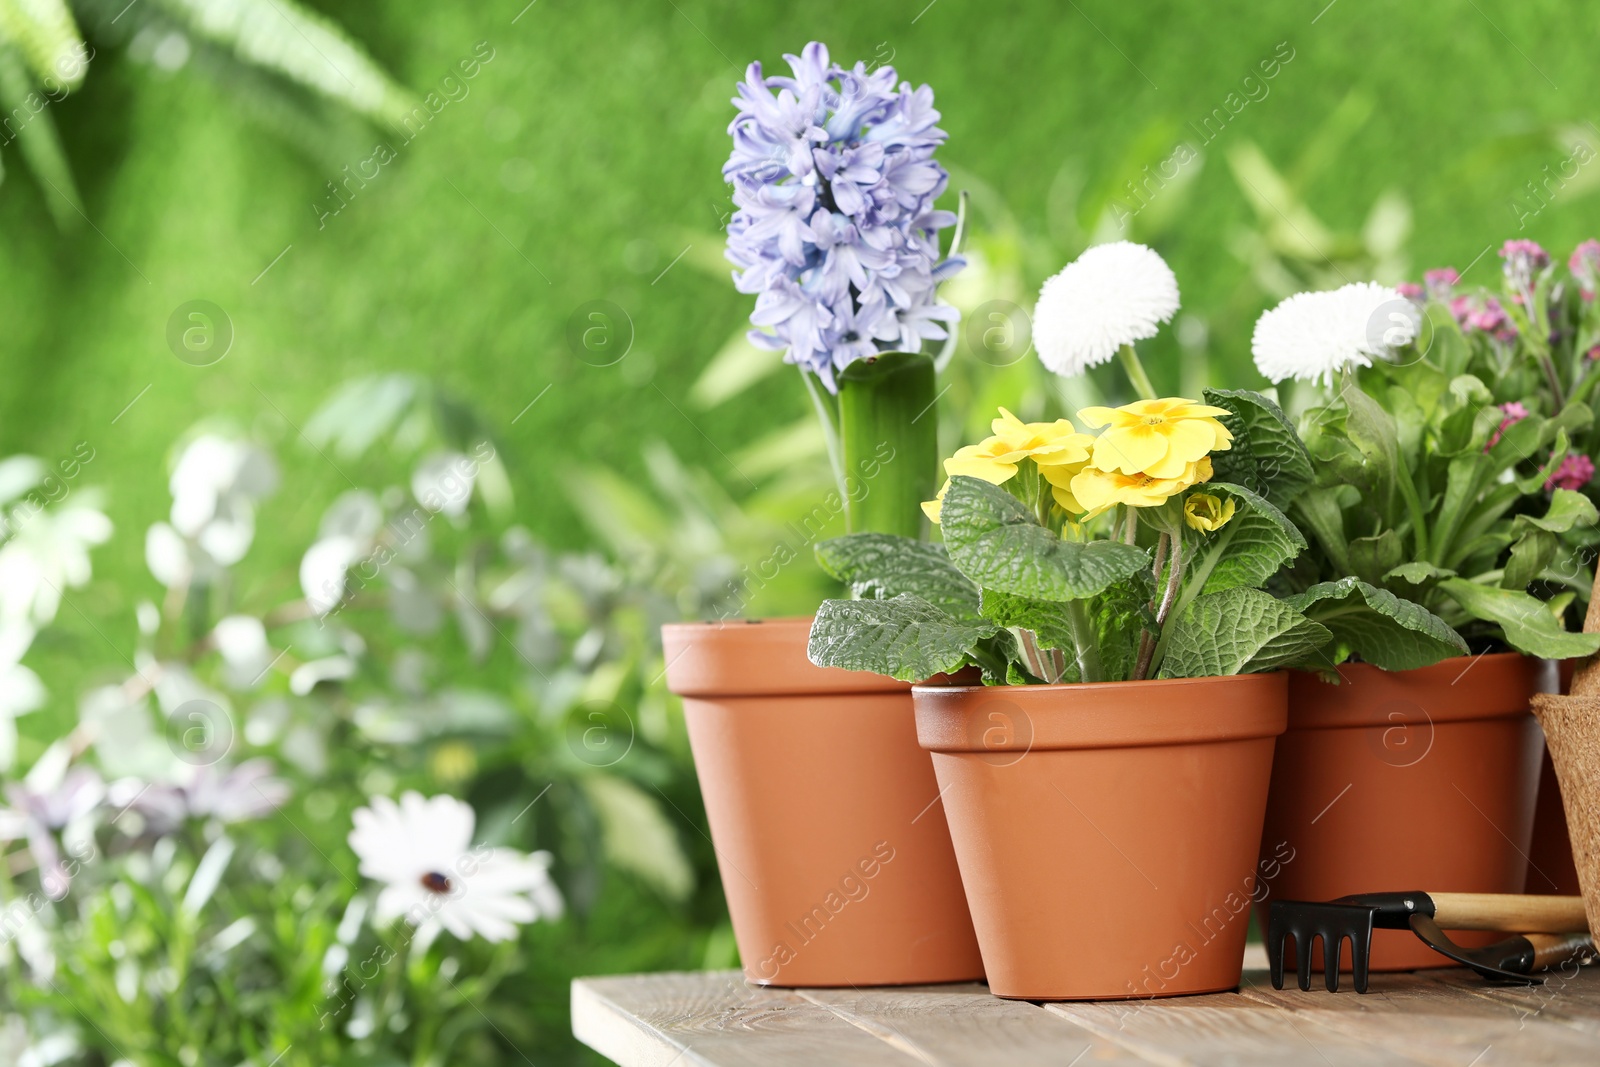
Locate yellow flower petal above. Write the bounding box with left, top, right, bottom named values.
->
left=945, top=444, right=1016, bottom=484
left=922, top=480, right=950, bottom=524
left=1090, top=424, right=1169, bottom=475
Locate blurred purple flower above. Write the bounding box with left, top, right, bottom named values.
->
left=0, top=764, right=104, bottom=900
left=1396, top=282, right=1424, bottom=301
left=1547, top=453, right=1596, bottom=492
left=108, top=759, right=290, bottom=837
left=723, top=42, right=962, bottom=391
left=1423, top=267, right=1459, bottom=299
left=1500, top=239, right=1550, bottom=293
left=1569, top=239, right=1600, bottom=297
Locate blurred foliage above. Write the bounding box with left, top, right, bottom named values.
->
left=0, top=376, right=841, bottom=1063
left=2, top=1, right=1600, bottom=1061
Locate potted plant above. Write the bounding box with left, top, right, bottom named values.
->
left=1249, top=242, right=1600, bottom=970
left=661, top=42, right=984, bottom=987
left=808, top=243, right=1465, bottom=999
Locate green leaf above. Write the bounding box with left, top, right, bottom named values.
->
left=582, top=776, right=695, bottom=902
left=0, top=43, right=81, bottom=229
left=940, top=476, right=1149, bottom=602
left=1502, top=529, right=1558, bottom=592
left=1292, top=486, right=1353, bottom=575
left=815, top=533, right=980, bottom=619
left=151, top=0, right=420, bottom=128
left=1348, top=530, right=1405, bottom=586
left=1512, top=489, right=1599, bottom=535
left=1181, top=482, right=1307, bottom=597
left=1203, top=388, right=1315, bottom=508
left=1286, top=577, right=1468, bottom=671
left=1437, top=578, right=1600, bottom=659
left=807, top=594, right=997, bottom=682
left=1159, top=587, right=1332, bottom=679
left=978, top=588, right=1075, bottom=652
left=1385, top=561, right=1457, bottom=585
left=1339, top=375, right=1401, bottom=507
left=0, top=0, right=84, bottom=88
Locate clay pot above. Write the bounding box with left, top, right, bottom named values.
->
left=913, top=673, right=1287, bottom=1000
left=1258, top=654, right=1550, bottom=972
left=662, top=617, right=983, bottom=987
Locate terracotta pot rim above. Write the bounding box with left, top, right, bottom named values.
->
left=662, top=616, right=909, bottom=698
left=913, top=672, right=1287, bottom=752
left=1285, top=652, right=1546, bottom=731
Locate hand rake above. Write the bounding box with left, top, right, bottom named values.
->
left=1266, top=891, right=1590, bottom=993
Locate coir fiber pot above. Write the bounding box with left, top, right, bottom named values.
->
left=913, top=673, right=1286, bottom=1000
left=662, top=617, right=983, bottom=987
left=1257, top=654, right=1550, bottom=972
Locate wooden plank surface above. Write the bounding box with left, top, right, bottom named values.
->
left=798, top=984, right=1145, bottom=1066
left=573, top=964, right=1600, bottom=1067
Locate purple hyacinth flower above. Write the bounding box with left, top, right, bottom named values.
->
left=723, top=42, right=962, bottom=390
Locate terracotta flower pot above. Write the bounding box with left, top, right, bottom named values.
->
left=662, top=617, right=983, bottom=987
left=913, top=673, right=1287, bottom=1000
left=1257, top=653, right=1550, bottom=972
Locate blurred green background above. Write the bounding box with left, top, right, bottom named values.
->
left=3, top=0, right=1599, bottom=1061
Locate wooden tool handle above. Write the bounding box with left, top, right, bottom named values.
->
left=1430, top=893, right=1590, bottom=932
left=1526, top=931, right=1597, bottom=971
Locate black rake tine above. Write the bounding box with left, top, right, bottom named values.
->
left=1352, top=935, right=1372, bottom=994
left=1324, top=933, right=1343, bottom=993
left=1267, top=912, right=1288, bottom=989
left=1297, top=932, right=1316, bottom=992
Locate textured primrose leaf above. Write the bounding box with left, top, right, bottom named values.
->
left=940, top=476, right=1148, bottom=602
left=978, top=588, right=1076, bottom=652
left=1182, top=482, right=1306, bottom=596
left=815, top=533, right=981, bottom=619
left=1285, top=577, right=1468, bottom=671
left=1385, top=561, right=1456, bottom=585
left=1437, top=579, right=1600, bottom=659
left=1203, top=388, right=1315, bottom=508
left=807, top=594, right=997, bottom=682
left=1159, top=587, right=1332, bottom=679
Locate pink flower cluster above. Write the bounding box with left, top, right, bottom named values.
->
left=1571, top=239, right=1600, bottom=298
left=1486, top=401, right=1528, bottom=451
left=1547, top=453, right=1596, bottom=492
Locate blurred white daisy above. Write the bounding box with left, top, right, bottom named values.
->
left=1251, top=282, right=1416, bottom=385
left=147, top=435, right=279, bottom=588
left=1033, top=241, right=1181, bottom=377
left=349, top=791, right=562, bottom=945
left=0, top=495, right=112, bottom=629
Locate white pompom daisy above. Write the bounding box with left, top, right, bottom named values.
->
left=349, top=791, right=563, bottom=945
left=1251, top=282, right=1416, bottom=386
left=1033, top=241, right=1181, bottom=377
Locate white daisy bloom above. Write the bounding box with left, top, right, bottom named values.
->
left=1251, top=282, right=1417, bottom=385
left=349, top=791, right=563, bottom=944
left=1033, top=241, right=1181, bottom=377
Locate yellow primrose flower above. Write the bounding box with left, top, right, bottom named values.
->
left=1183, top=492, right=1235, bottom=532
left=943, top=444, right=1016, bottom=485
left=981, top=407, right=1096, bottom=471
left=922, top=407, right=1097, bottom=523
left=1077, top=397, right=1233, bottom=479
left=1068, top=456, right=1214, bottom=517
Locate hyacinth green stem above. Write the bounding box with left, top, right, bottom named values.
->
left=837, top=351, right=938, bottom=538
left=1117, top=344, right=1159, bottom=401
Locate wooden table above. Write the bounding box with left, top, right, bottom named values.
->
left=572, top=947, right=1600, bottom=1065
